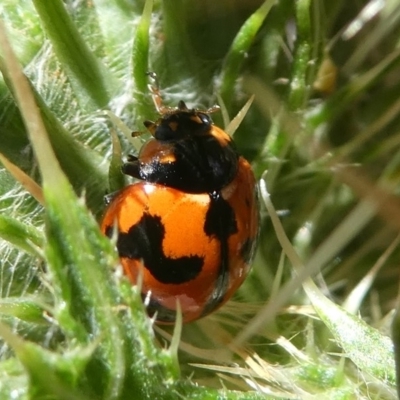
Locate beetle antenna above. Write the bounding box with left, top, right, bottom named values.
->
left=204, top=104, right=221, bottom=114
left=146, top=72, right=175, bottom=115
left=146, top=72, right=221, bottom=116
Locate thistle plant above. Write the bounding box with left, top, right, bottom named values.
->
left=0, top=0, right=399, bottom=399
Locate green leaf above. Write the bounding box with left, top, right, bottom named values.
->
left=0, top=64, right=108, bottom=216
left=0, top=322, right=93, bottom=400
left=32, top=0, right=111, bottom=109
left=306, top=281, right=395, bottom=385
left=219, top=0, right=274, bottom=108
left=132, top=0, right=153, bottom=119
left=0, top=214, right=43, bottom=257
left=288, top=0, right=312, bottom=110
left=0, top=297, right=46, bottom=324
left=0, top=358, right=28, bottom=399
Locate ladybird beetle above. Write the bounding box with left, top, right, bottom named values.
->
left=101, top=74, right=259, bottom=323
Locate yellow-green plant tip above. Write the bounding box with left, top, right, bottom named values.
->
left=0, top=152, right=44, bottom=204
left=105, top=110, right=143, bottom=152
left=226, top=95, right=255, bottom=137
left=216, top=94, right=231, bottom=129
left=168, top=300, right=183, bottom=379
left=108, top=128, right=126, bottom=193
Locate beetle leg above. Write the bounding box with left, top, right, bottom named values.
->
left=122, top=155, right=141, bottom=179
left=104, top=190, right=120, bottom=206
left=143, top=120, right=157, bottom=137
left=146, top=71, right=177, bottom=115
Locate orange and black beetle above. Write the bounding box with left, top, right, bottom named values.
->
left=101, top=75, right=259, bottom=323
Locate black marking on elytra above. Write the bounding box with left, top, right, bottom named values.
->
left=240, top=237, right=254, bottom=265
left=108, top=214, right=203, bottom=284
left=203, top=192, right=238, bottom=238
left=201, top=192, right=238, bottom=317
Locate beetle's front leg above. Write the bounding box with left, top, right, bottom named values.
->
left=122, top=155, right=142, bottom=179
